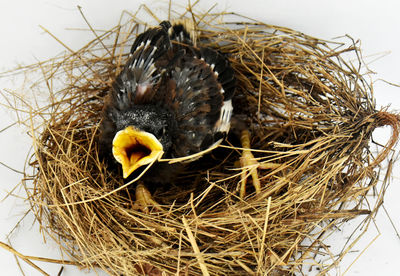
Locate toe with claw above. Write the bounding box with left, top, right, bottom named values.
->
left=238, top=130, right=279, bottom=198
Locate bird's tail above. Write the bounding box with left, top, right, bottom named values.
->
left=168, top=18, right=197, bottom=46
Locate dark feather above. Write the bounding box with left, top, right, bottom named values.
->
left=113, top=21, right=171, bottom=106
left=198, top=47, right=235, bottom=101
left=161, top=53, right=224, bottom=157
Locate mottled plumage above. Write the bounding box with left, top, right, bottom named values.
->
left=99, top=20, right=235, bottom=185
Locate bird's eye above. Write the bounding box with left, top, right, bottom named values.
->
left=156, top=127, right=166, bottom=137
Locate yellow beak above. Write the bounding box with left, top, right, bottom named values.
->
left=112, top=126, right=164, bottom=178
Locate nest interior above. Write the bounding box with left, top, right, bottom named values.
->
left=8, top=3, right=399, bottom=276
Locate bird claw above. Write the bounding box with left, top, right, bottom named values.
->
left=133, top=183, right=163, bottom=212
left=239, top=148, right=262, bottom=198
left=238, top=130, right=278, bottom=199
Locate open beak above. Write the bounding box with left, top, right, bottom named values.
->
left=112, top=126, right=164, bottom=178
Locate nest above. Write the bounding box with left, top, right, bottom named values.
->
left=5, top=4, right=399, bottom=276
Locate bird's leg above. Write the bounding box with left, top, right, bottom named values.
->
left=133, top=182, right=163, bottom=212
left=239, top=130, right=279, bottom=198
left=239, top=130, right=260, bottom=198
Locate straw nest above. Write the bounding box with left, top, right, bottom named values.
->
left=6, top=4, right=399, bottom=276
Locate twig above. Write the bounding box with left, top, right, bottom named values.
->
left=182, top=216, right=210, bottom=276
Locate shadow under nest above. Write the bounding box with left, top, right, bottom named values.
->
left=25, top=11, right=399, bottom=276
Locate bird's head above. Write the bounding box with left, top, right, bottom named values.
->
left=110, top=106, right=173, bottom=178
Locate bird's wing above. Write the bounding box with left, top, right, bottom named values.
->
left=199, top=47, right=235, bottom=101
left=168, top=19, right=235, bottom=101
left=198, top=47, right=235, bottom=134
left=111, top=21, right=172, bottom=108
left=164, top=47, right=235, bottom=158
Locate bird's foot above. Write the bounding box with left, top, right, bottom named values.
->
left=133, top=183, right=163, bottom=212
left=238, top=130, right=279, bottom=198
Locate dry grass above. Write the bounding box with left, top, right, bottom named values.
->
left=1, top=2, right=399, bottom=275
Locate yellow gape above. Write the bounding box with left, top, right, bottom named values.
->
left=112, top=126, right=164, bottom=178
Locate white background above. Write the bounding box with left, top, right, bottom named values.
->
left=0, top=0, right=399, bottom=275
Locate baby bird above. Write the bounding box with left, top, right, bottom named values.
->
left=99, top=20, right=235, bottom=210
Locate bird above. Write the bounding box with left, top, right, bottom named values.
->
left=98, top=19, right=236, bottom=210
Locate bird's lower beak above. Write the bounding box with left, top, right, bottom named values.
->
left=112, top=126, right=164, bottom=178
